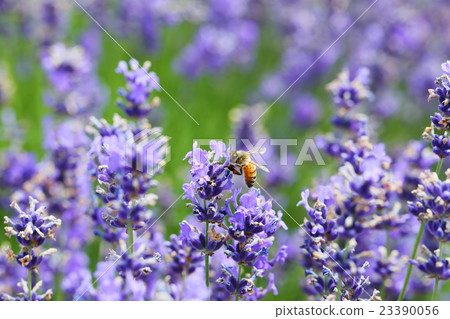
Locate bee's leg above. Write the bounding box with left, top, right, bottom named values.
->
left=226, top=165, right=243, bottom=175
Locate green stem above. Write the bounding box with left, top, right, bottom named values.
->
left=28, top=269, right=32, bottom=301
left=431, top=277, right=439, bottom=301
left=432, top=241, right=444, bottom=301
left=336, top=278, right=342, bottom=301
left=385, top=228, right=391, bottom=254
left=180, top=270, right=186, bottom=301
left=127, top=218, right=134, bottom=254
left=336, top=241, right=350, bottom=301
left=431, top=158, right=444, bottom=301
left=235, top=264, right=242, bottom=301
left=381, top=229, right=390, bottom=300
left=203, top=199, right=210, bottom=299
left=436, top=158, right=443, bottom=176
left=380, top=282, right=386, bottom=301
left=205, top=221, right=210, bottom=290
left=397, top=221, right=425, bottom=301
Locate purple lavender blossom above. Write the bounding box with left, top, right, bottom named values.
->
left=113, top=0, right=184, bottom=53
left=41, top=43, right=91, bottom=93
left=181, top=141, right=287, bottom=300
left=181, top=140, right=232, bottom=297
left=298, top=68, right=409, bottom=301
left=0, top=278, right=53, bottom=301
left=5, top=197, right=61, bottom=248
left=216, top=265, right=254, bottom=297
left=371, top=90, right=401, bottom=118
left=297, top=190, right=338, bottom=243
left=6, top=0, right=450, bottom=303
left=303, top=268, right=338, bottom=298
left=2, top=114, right=96, bottom=301
left=162, top=226, right=204, bottom=300
left=424, top=62, right=450, bottom=158
left=1, top=0, right=71, bottom=45
left=108, top=239, right=162, bottom=281
left=116, top=59, right=161, bottom=118
left=41, top=42, right=106, bottom=116
left=85, top=58, right=168, bottom=301
left=218, top=188, right=287, bottom=300
left=427, top=220, right=450, bottom=243
left=326, top=68, right=373, bottom=109
left=2, top=197, right=61, bottom=301
left=181, top=221, right=224, bottom=254
left=183, top=140, right=232, bottom=208
left=166, top=229, right=204, bottom=279
left=291, top=94, right=322, bottom=127
left=175, top=0, right=259, bottom=77
left=393, top=141, right=438, bottom=201
left=398, top=60, right=450, bottom=301
left=0, top=151, right=37, bottom=190
left=428, top=67, right=450, bottom=117
left=315, top=69, right=374, bottom=151
left=408, top=170, right=450, bottom=224
left=93, top=261, right=146, bottom=301
left=411, top=246, right=450, bottom=280
left=60, top=251, right=93, bottom=300
left=88, top=114, right=168, bottom=233
left=431, top=135, right=450, bottom=158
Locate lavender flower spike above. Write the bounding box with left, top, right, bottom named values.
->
left=0, top=279, right=53, bottom=301
left=2, top=197, right=61, bottom=301
left=410, top=246, right=450, bottom=280
left=5, top=197, right=61, bottom=248
left=116, top=59, right=161, bottom=118
left=182, top=140, right=232, bottom=295
left=400, top=60, right=450, bottom=301
left=326, top=68, right=373, bottom=109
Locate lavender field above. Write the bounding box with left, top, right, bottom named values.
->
left=0, top=0, right=449, bottom=302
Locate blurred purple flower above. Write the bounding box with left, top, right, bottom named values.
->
left=0, top=151, right=37, bottom=190
left=291, top=94, right=322, bottom=127
left=41, top=42, right=106, bottom=116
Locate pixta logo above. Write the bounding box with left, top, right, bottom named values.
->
left=125, top=128, right=171, bottom=175
left=193, top=138, right=324, bottom=166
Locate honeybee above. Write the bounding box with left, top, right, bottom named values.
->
left=227, top=147, right=269, bottom=188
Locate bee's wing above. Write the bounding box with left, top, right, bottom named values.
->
left=252, top=161, right=270, bottom=173
left=247, top=146, right=266, bottom=155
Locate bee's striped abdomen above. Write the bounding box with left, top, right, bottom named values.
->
left=244, top=163, right=257, bottom=188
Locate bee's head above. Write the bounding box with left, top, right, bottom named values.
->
left=230, top=151, right=238, bottom=163
left=230, top=150, right=248, bottom=164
